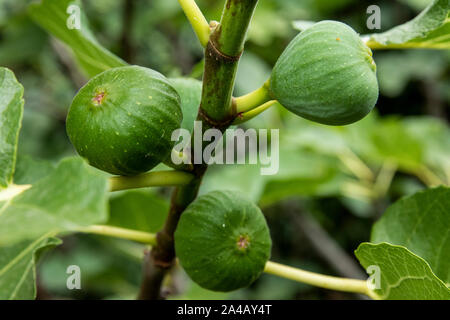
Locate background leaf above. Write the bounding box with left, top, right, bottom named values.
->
left=376, top=50, right=446, bottom=97
left=0, top=234, right=61, bottom=300
left=292, top=20, right=316, bottom=32
left=363, top=0, right=450, bottom=49
left=259, top=149, right=348, bottom=207
left=355, top=242, right=450, bottom=300
left=38, top=236, right=143, bottom=299
left=169, top=78, right=202, bottom=134
left=371, top=186, right=450, bottom=284
left=0, top=157, right=109, bottom=245
left=0, top=67, right=24, bottom=189
left=108, top=190, right=169, bottom=233
left=28, top=0, right=126, bottom=78
left=200, top=164, right=265, bottom=203
left=14, top=155, right=56, bottom=185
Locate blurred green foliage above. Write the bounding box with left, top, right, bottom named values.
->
left=1, top=0, right=448, bottom=300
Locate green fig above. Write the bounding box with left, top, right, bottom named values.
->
left=270, top=20, right=379, bottom=125
left=175, top=190, right=272, bottom=292
left=66, top=66, right=182, bottom=176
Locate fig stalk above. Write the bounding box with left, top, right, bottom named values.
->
left=233, top=100, right=278, bottom=124
left=138, top=0, right=260, bottom=300
left=234, top=79, right=272, bottom=113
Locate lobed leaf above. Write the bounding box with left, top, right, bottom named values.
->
left=355, top=242, right=450, bottom=300
left=14, top=155, right=56, bottom=185
left=291, top=20, right=316, bottom=32
left=28, top=0, right=127, bottom=78
left=169, top=78, right=202, bottom=134
left=371, top=186, right=450, bottom=284
left=108, top=190, right=169, bottom=233
left=362, top=0, right=450, bottom=49
left=0, top=68, right=24, bottom=189
left=0, top=157, right=109, bottom=245
left=0, top=234, right=61, bottom=300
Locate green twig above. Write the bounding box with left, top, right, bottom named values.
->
left=373, top=161, right=397, bottom=197
left=109, top=170, right=195, bottom=192
left=338, top=148, right=375, bottom=182
left=264, top=261, right=379, bottom=300
left=234, top=79, right=272, bottom=113
left=233, top=100, right=278, bottom=124
left=78, top=225, right=157, bottom=245
left=413, top=165, right=446, bottom=187
left=177, top=0, right=210, bottom=47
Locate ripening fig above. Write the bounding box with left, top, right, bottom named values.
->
left=66, top=65, right=182, bottom=176
left=174, top=190, right=272, bottom=292
left=270, top=20, right=379, bottom=125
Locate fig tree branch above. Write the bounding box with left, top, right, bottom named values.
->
left=138, top=182, right=204, bottom=299
left=137, top=0, right=260, bottom=300
left=200, top=0, right=259, bottom=122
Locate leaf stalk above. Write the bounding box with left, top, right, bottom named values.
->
left=78, top=225, right=157, bottom=245
left=177, top=0, right=211, bottom=47
left=109, top=170, right=195, bottom=192
left=264, top=261, right=379, bottom=299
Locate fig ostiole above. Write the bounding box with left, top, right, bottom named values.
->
left=174, top=190, right=272, bottom=292
left=270, top=20, right=379, bottom=125
left=66, top=65, right=182, bottom=176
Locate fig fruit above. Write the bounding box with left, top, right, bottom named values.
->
left=270, top=20, right=379, bottom=125
left=66, top=66, right=182, bottom=176
left=174, top=190, right=272, bottom=292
